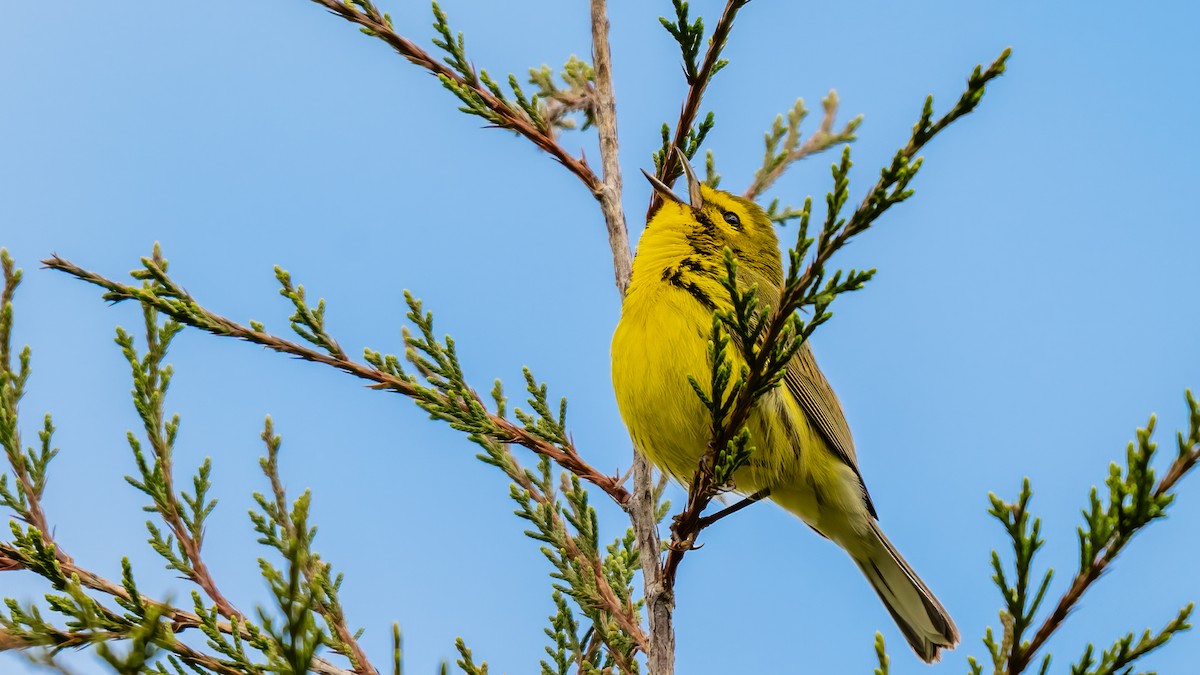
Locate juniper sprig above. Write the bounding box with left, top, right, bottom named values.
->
left=661, top=50, right=1009, bottom=581
left=649, top=0, right=750, bottom=215
left=971, top=393, right=1200, bottom=675
left=744, top=92, right=863, bottom=220
left=44, top=249, right=651, bottom=670
left=44, top=253, right=630, bottom=506
left=301, top=0, right=605, bottom=198
left=0, top=252, right=369, bottom=675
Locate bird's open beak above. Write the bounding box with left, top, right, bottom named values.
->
left=641, top=147, right=706, bottom=210
left=675, top=147, right=704, bottom=210
left=642, top=169, right=683, bottom=205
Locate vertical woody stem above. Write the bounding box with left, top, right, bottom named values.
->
left=589, top=1, right=673, bottom=673
left=589, top=0, right=633, bottom=297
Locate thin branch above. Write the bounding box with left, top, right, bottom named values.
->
left=302, top=1, right=605, bottom=196
left=0, top=254, right=60, bottom=565
left=42, top=255, right=631, bottom=508
left=662, top=47, right=1011, bottom=587
left=0, top=540, right=352, bottom=675
left=588, top=0, right=632, bottom=296
left=742, top=91, right=861, bottom=200
left=258, top=419, right=375, bottom=674
left=1006, top=401, right=1200, bottom=674
left=661, top=224, right=850, bottom=586
left=628, top=451, right=671, bottom=675
left=506, top=451, right=649, bottom=659
left=648, top=0, right=750, bottom=218
left=696, top=488, right=770, bottom=529
left=132, top=345, right=242, bottom=625
left=0, top=625, right=251, bottom=675
left=587, top=1, right=674, bottom=671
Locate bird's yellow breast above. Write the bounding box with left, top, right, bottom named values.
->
left=611, top=198, right=865, bottom=531
left=612, top=275, right=839, bottom=500
left=611, top=280, right=714, bottom=482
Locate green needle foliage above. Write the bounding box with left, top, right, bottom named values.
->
left=962, top=397, right=1200, bottom=675
left=750, top=93, right=862, bottom=220
left=672, top=49, right=1006, bottom=562
left=659, top=1, right=704, bottom=84
left=431, top=1, right=540, bottom=130
left=0, top=251, right=56, bottom=530
left=651, top=114, right=715, bottom=175
left=873, top=632, right=889, bottom=675
left=527, top=57, right=598, bottom=133
left=430, top=2, right=596, bottom=137
left=1068, top=607, right=1193, bottom=675
left=2, top=2, right=1196, bottom=675
left=0, top=250, right=386, bottom=674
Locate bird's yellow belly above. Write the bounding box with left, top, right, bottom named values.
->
left=612, top=286, right=868, bottom=535
left=611, top=287, right=713, bottom=482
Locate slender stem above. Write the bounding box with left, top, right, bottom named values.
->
left=697, top=488, right=770, bottom=529
left=509, top=453, right=649, bottom=660
left=319, top=582, right=374, bottom=674
left=0, top=261, right=64, bottom=565
left=657, top=59, right=974, bottom=579
left=665, top=61, right=1012, bottom=561
left=648, top=0, right=750, bottom=218
left=660, top=233, right=844, bottom=584
left=304, top=0, right=608, bottom=200
left=1006, top=438, right=1200, bottom=674
left=261, top=429, right=376, bottom=674
left=629, top=452, right=672, bottom=675
left=3, top=441, right=59, bottom=563
left=43, top=256, right=631, bottom=508
left=589, top=0, right=632, bottom=296
left=0, top=625, right=252, bottom=675
left=743, top=95, right=857, bottom=200
left=144, top=411, right=241, bottom=624
left=0, top=542, right=352, bottom=675
left=587, top=2, right=672, bottom=672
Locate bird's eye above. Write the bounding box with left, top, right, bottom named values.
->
left=722, top=211, right=741, bottom=229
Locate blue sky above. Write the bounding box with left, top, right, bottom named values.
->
left=2, top=1, right=1199, bottom=673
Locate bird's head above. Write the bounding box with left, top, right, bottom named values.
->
left=641, top=150, right=781, bottom=283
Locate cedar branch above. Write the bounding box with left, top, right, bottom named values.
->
left=42, top=255, right=631, bottom=508
left=1006, top=427, right=1200, bottom=674
left=648, top=0, right=750, bottom=218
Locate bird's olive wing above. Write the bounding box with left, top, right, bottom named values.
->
left=784, top=343, right=877, bottom=517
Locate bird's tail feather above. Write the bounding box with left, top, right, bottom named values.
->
left=853, top=520, right=959, bottom=663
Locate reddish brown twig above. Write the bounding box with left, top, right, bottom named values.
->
left=306, top=0, right=601, bottom=193
left=742, top=93, right=860, bottom=200
left=648, top=0, right=750, bottom=218
left=660, top=218, right=851, bottom=587
left=1006, top=434, right=1200, bottom=674
left=0, top=624, right=250, bottom=675
left=660, top=49, right=1012, bottom=586
left=506, top=451, right=650, bottom=663
left=0, top=258, right=66, bottom=568
left=43, top=255, right=631, bottom=509
left=142, top=417, right=242, bottom=625
left=0, top=540, right=354, bottom=675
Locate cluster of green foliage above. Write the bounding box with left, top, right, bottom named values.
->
left=0, top=249, right=384, bottom=675
left=1, top=1, right=1197, bottom=674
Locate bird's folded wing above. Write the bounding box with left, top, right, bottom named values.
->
left=784, top=342, right=877, bottom=517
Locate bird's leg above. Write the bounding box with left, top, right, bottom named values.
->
left=697, top=487, right=771, bottom=529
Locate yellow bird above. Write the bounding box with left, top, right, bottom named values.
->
left=611, top=155, right=959, bottom=662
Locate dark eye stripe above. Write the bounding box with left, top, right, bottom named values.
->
left=723, top=211, right=741, bottom=228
